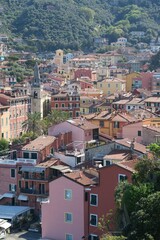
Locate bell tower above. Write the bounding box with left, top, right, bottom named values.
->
left=31, top=63, right=43, bottom=118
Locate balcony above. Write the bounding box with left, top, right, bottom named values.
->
left=21, top=175, right=55, bottom=181
left=20, top=188, right=49, bottom=196
left=17, top=158, right=37, bottom=165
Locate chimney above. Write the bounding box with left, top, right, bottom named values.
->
left=130, top=138, right=135, bottom=151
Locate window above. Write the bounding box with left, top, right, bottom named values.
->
left=25, top=181, right=29, bottom=189
left=55, top=103, right=59, bottom=108
left=19, top=180, right=21, bottom=189
left=61, top=103, right=65, bottom=108
left=90, top=214, right=98, bottom=226
left=65, top=213, right=73, bottom=223
left=114, top=121, right=119, bottom=128
left=128, top=106, right=130, bottom=110
left=99, top=120, right=104, bottom=127
left=23, top=152, right=29, bottom=159
left=65, top=234, right=73, bottom=240
left=90, top=194, right=98, bottom=206
left=138, top=130, right=141, bottom=136
left=108, top=83, right=110, bottom=88
left=6, top=117, right=8, bottom=126
left=50, top=148, right=54, bottom=155
left=77, top=156, right=81, bottom=164
left=65, top=190, right=72, bottom=200
left=31, top=152, right=37, bottom=159
left=90, top=234, right=99, bottom=240
left=118, top=174, right=127, bottom=182
left=1, top=133, right=4, bottom=138
left=70, top=112, right=73, bottom=117
left=9, top=184, right=16, bottom=192
left=11, top=169, right=15, bottom=178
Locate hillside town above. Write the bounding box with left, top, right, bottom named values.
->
left=0, top=35, right=160, bottom=240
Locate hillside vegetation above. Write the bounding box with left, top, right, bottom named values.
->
left=0, top=0, right=160, bottom=51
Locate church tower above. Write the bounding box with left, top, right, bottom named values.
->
left=31, top=63, right=44, bottom=118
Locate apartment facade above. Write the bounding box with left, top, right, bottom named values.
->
left=0, top=89, right=31, bottom=139
left=51, top=92, right=80, bottom=118
left=96, top=78, right=126, bottom=96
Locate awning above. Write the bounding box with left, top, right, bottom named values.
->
left=37, top=197, right=49, bottom=203
left=50, top=165, right=72, bottom=173
left=0, top=193, right=15, bottom=200
left=21, top=166, right=45, bottom=173
left=87, top=140, right=96, bottom=144
left=18, top=195, right=28, bottom=201
left=0, top=221, right=11, bottom=230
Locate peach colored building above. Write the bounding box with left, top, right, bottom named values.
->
left=0, top=90, right=31, bottom=139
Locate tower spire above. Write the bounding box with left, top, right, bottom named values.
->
left=33, top=62, right=41, bottom=86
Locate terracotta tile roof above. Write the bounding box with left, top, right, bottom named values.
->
left=36, top=159, right=59, bottom=168
left=104, top=150, right=130, bottom=161
left=127, top=98, right=144, bottom=105
left=144, top=97, right=160, bottom=103
left=116, top=159, right=138, bottom=172
left=115, top=138, right=146, bottom=154
left=143, top=125, right=160, bottom=133
left=65, top=169, right=98, bottom=186
left=22, top=135, right=56, bottom=151
left=112, top=114, right=128, bottom=122
left=67, top=119, right=98, bottom=130
left=113, top=99, right=129, bottom=105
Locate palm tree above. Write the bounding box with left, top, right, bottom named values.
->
left=47, top=110, right=70, bottom=125
left=22, top=112, right=42, bottom=135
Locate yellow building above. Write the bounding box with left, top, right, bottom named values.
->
left=86, top=110, right=138, bottom=138
left=95, top=78, right=126, bottom=96
left=124, top=72, right=140, bottom=92
left=143, top=118, right=160, bottom=127
left=0, top=105, right=10, bottom=140
left=54, top=49, right=64, bottom=67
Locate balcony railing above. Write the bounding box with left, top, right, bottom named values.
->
left=17, top=158, right=37, bottom=165
left=21, top=175, right=55, bottom=181
left=20, top=188, right=49, bottom=196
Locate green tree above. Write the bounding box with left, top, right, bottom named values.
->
left=127, top=192, right=160, bottom=240
left=115, top=158, right=160, bottom=239
left=149, top=142, right=160, bottom=158
left=22, top=112, right=42, bottom=135
left=0, top=139, right=9, bottom=152
left=149, top=51, right=160, bottom=71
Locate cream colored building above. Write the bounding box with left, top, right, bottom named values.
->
left=0, top=105, right=10, bottom=140
left=96, top=78, right=126, bottom=96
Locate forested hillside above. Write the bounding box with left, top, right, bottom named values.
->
left=0, top=0, right=160, bottom=51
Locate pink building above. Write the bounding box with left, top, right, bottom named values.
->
left=122, top=121, right=143, bottom=143
left=0, top=158, right=34, bottom=206
left=42, top=170, right=98, bottom=240
left=140, top=72, right=153, bottom=91
left=0, top=160, right=17, bottom=205
left=48, top=119, right=99, bottom=147
left=42, top=163, right=135, bottom=240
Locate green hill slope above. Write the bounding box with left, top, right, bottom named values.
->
left=0, top=0, right=160, bottom=51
